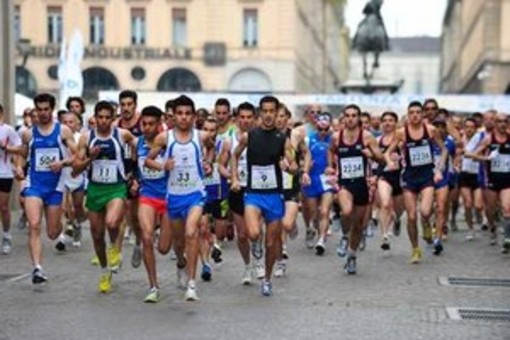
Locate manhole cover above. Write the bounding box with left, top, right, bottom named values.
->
left=446, top=308, right=510, bottom=321
left=438, top=277, right=510, bottom=287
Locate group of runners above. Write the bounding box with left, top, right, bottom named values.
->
left=0, top=92, right=508, bottom=302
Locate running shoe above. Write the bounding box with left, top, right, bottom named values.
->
left=282, top=245, right=289, bottom=260
left=1, top=236, right=12, bottom=255
left=98, top=271, right=112, bottom=293
left=410, top=247, right=423, bottom=264
left=211, top=244, right=223, bottom=263
left=465, top=230, right=476, bottom=241
left=501, top=238, right=510, bottom=254
left=64, top=223, right=74, bottom=238
left=131, top=245, right=142, bottom=268
left=16, top=213, right=27, bottom=230
left=251, top=239, right=263, bottom=260
left=241, top=267, right=253, bottom=285
left=91, top=254, right=100, bottom=266
left=177, top=263, right=188, bottom=289
left=336, top=236, right=348, bottom=258
left=344, top=256, right=357, bottom=275
left=274, top=261, right=286, bottom=278
left=108, top=245, right=122, bottom=272
left=433, top=238, right=443, bottom=256
left=359, top=231, right=367, bottom=251
left=144, top=287, right=160, bottom=303
left=261, top=280, right=272, bottom=297
left=201, top=263, right=212, bottom=282
left=490, top=230, right=498, bottom=246
left=254, top=260, right=265, bottom=280
left=305, top=228, right=316, bottom=249
left=422, top=222, right=433, bottom=244
left=393, top=217, right=401, bottom=237
left=184, top=284, right=199, bottom=301
left=32, top=268, right=48, bottom=285
left=331, top=216, right=342, bottom=233
left=366, top=219, right=377, bottom=238
left=380, top=236, right=390, bottom=251
left=315, top=238, right=326, bottom=256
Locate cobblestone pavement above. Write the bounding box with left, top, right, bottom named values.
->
left=0, top=215, right=509, bottom=340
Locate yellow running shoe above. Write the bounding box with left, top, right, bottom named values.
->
left=91, top=254, right=100, bottom=266
left=108, top=245, right=122, bottom=272
left=410, top=247, right=423, bottom=264
left=422, top=222, right=433, bottom=244
left=98, top=271, right=112, bottom=293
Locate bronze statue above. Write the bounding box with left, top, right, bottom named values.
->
left=352, top=0, right=390, bottom=82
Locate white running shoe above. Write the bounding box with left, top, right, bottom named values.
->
left=274, top=261, right=286, bottom=278
left=254, top=260, right=265, bottom=279
left=465, top=231, right=475, bottom=241
left=184, top=284, right=199, bottom=301
left=241, top=267, right=253, bottom=285
left=1, top=236, right=12, bottom=255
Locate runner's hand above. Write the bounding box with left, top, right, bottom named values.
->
left=433, top=171, right=443, bottom=184
left=164, top=158, right=175, bottom=171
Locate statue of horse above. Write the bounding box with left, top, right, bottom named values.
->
left=352, top=0, right=390, bottom=81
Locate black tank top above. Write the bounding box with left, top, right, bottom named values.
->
left=247, top=127, right=286, bottom=193
left=402, top=124, right=434, bottom=180
left=336, top=129, right=367, bottom=185
left=487, top=132, right=510, bottom=183
left=119, top=115, right=143, bottom=137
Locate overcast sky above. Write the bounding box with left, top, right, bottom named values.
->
left=345, top=0, right=448, bottom=37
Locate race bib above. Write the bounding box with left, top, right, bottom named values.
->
left=283, top=171, right=293, bottom=190
left=171, top=164, right=200, bottom=188
left=409, top=145, right=432, bottom=167
left=238, top=158, right=248, bottom=187
left=320, top=174, right=332, bottom=190
left=139, top=156, right=165, bottom=180
left=35, top=148, right=60, bottom=172
left=340, top=157, right=364, bottom=179
left=462, top=159, right=479, bottom=174
left=251, top=165, right=277, bottom=189
left=92, top=160, right=118, bottom=183
left=203, top=163, right=221, bottom=186
left=491, top=154, right=510, bottom=173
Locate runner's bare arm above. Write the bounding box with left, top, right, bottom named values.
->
left=326, top=132, right=338, bottom=173
left=465, top=135, right=491, bottom=162
left=217, top=138, right=232, bottom=179
left=383, top=128, right=404, bottom=166
left=429, top=125, right=448, bottom=174
left=364, top=131, right=386, bottom=164
left=283, top=138, right=298, bottom=174
left=72, top=132, right=95, bottom=177
left=144, top=131, right=167, bottom=171
left=231, top=132, right=248, bottom=190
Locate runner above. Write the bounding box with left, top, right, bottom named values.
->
left=231, top=95, right=297, bottom=296
left=145, top=94, right=215, bottom=301
left=18, top=93, right=77, bottom=284
left=218, top=102, right=259, bottom=283
left=386, top=101, right=448, bottom=263
left=466, top=112, right=510, bottom=253
left=134, top=106, right=171, bottom=302
left=328, top=104, right=385, bottom=274
left=72, top=100, right=136, bottom=293
left=376, top=111, right=403, bottom=251
left=0, top=104, right=22, bottom=255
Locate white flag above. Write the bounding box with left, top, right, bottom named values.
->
left=59, top=30, right=84, bottom=109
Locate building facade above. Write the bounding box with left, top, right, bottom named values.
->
left=440, top=0, right=510, bottom=94
left=14, top=0, right=349, bottom=100
left=346, top=37, right=441, bottom=95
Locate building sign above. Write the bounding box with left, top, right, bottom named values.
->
left=27, top=45, right=192, bottom=60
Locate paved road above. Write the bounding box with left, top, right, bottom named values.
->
left=0, top=215, right=509, bottom=340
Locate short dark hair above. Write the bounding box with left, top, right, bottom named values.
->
left=141, top=106, right=163, bottom=119
left=381, top=111, right=399, bottom=122
left=343, top=104, right=362, bottom=115
left=361, top=112, right=371, bottom=120
left=214, top=98, right=231, bottom=111
left=237, top=102, right=256, bottom=116
left=173, top=95, right=195, bottom=113
left=464, top=117, right=477, bottom=126
left=65, top=96, right=85, bottom=114
left=423, top=98, right=439, bottom=108
left=438, top=108, right=450, bottom=117
left=165, top=99, right=174, bottom=112
left=408, top=101, right=423, bottom=110
left=94, top=100, right=115, bottom=117
left=259, top=95, right=279, bottom=108
left=472, top=112, right=483, bottom=119
left=278, top=103, right=292, bottom=118
left=119, top=90, right=138, bottom=104
left=34, top=93, right=56, bottom=110
left=57, top=110, right=68, bottom=121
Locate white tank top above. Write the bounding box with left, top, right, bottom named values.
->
left=231, top=133, right=248, bottom=187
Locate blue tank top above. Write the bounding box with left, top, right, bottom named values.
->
left=204, top=139, right=229, bottom=201
left=88, top=128, right=126, bottom=184
left=403, top=124, right=434, bottom=181
left=27, top=122, right=65, bottom=191
left=307, top=131, right=331, bottom=177
left=136, top=136, right=168, bottom=199
left=432, top=136, right=455, bottom=180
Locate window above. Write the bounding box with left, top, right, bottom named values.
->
left=131, top=8, right=146, bottom=45
left=47, top=6, right=63, bottom=44
left=172, top=8, right=187, bottom=47
left=14, top=5, right=21, bottom=42
left=89, top=7, right=105, bottom=45
left=243, top=9, right=258, bottom=47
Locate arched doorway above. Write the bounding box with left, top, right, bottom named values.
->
left=228, top=68, right=272, bottom=92
left=157, top=68, right=201, bottom=92
left=83, top=67, right=119, bottom=100
left=15, top=66, right=37, bottom=98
